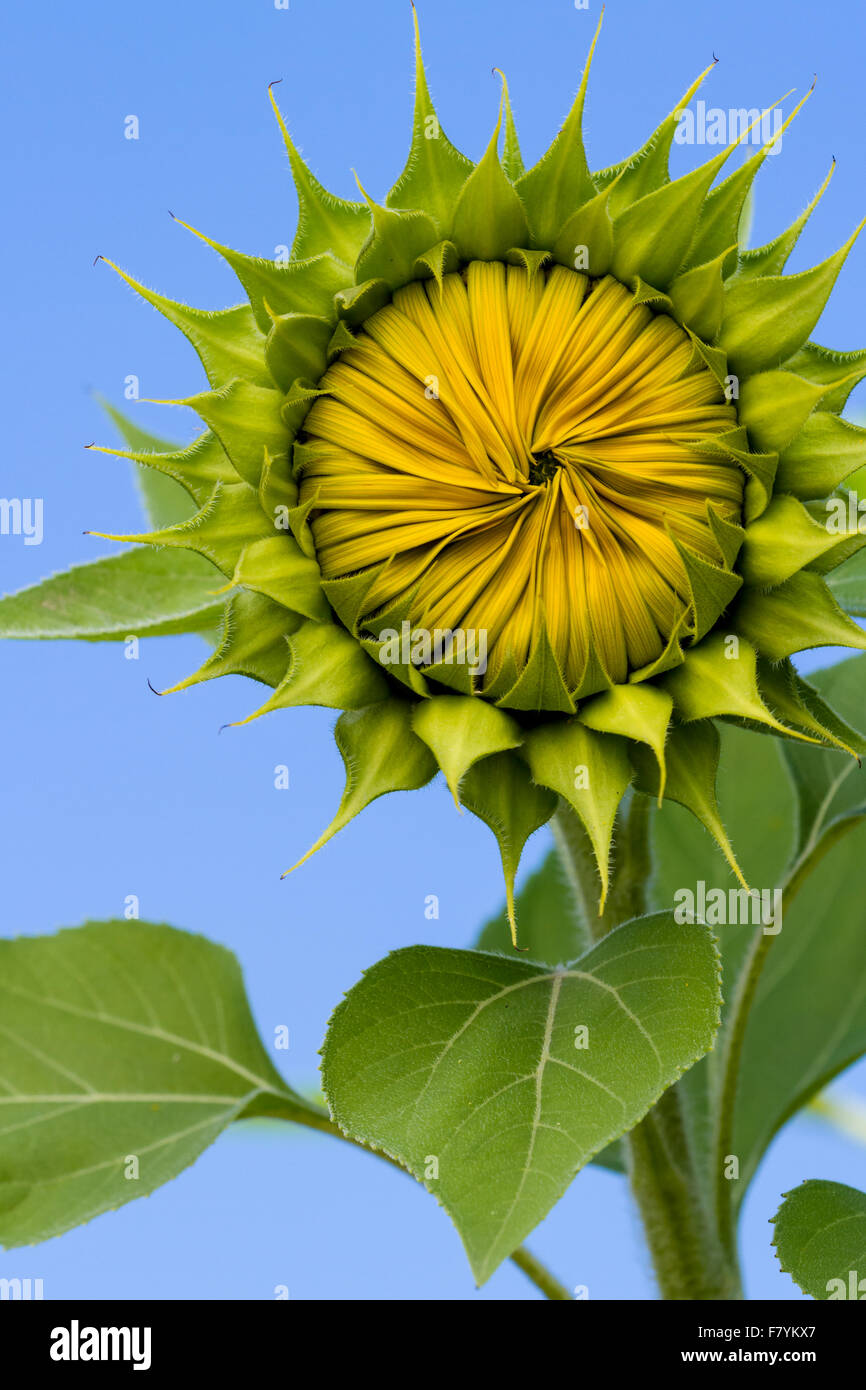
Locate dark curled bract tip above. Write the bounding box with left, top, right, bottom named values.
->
left=269, top=78, right=282, bottom=90
left=92, top=254, right=102, bottom=267
left=146, top=678, right=164, bottom=697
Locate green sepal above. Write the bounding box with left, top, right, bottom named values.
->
left=632, top=720, right=745, bottom=885
left=784, top=341, right=866, bottom=414
left=524, top=720, right=632, bottom=910
left=385, top=6, right=473, bottom=234
left=706, top=501, right=745, bottom=569
left=739, top=494, right=857, bottom=587
left=737, top=370, right=826, bottom=456
left=775, top=413, right=866, bottom=498
left=628, top=609, right=690, bottom=684
left=354, top=194, right=439, bottom=292
left=99, top=258, right=270, bottom=389
left=411, top=695, right=522, bottom=806
left=86, top=429, right=235, bottom=510
left=258, top=446, right=299, bottom=522
left=287, top=700, right=437, bottom=871
left=319, top=564, right=382, bottom=635
left=92, top=479, right=273, bottom=580
left=237, top=619, right=390, bottom=723
left=413, top=239, right=460, bottom=288
left=161, top=590, right=297, bottom=694
left=667, top=245, right=733, bottom=342
left=175, top=381, right=289, bottom=489
left=756, top=657, right=865, bottom=756
left=610, top=137, right=736, bottom=290
left=231, top=536, right=329, bottom=622
left=264, top=312, right=332, bottom=393
left=458, top=750, right=557, bottom=947
left=717, top=216, right=865, bottom=376
left=680, top=86, right=814, bottom=272
left=733, top=160, right=835, bottom=282
left=685, top=330, right=729, bottom=389
left=627, top=276, right=673, bottom=312
left=326, top=319, right=359, bottom=361
left=671, top=534, right=742, bottom=640
left=515, top=12, right=601, bottom=248
left=579, top=684, right=673, bottom=803
left=334, top=278, right=391, bottom=326
left=607, top=61, right=718, bottom=217
left=551, top=183, right=615, bottom=277
left=506, top=247, right=552, bottom=278
left=268, top=83, right=370, bottom=265
left=662, top=632, right=796, bottom=738
left=735, top=571, right=866, bottom=661
left=693, top=428, right=777, bottom=522
left=495, top=618, right=576, bottom=713
left=451, top=93, right=530, bottom=262
left=171, top=215, right=346, bottom=331
left=500, top=73, right=525, bottom=182
left=803, top=496, right=866, bottom=574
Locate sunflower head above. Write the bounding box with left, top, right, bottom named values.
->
left=92, top=10, right=866, bottom=944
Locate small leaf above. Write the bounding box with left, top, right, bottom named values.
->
left=322, top=914, right=721, bottom=1284
left=288, top=700, right=437, bottom=871
left=773, top=1180, right=866, bottom=1300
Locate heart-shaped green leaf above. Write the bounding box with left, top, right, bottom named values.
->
left=322, top=913, right=721, bottom=1283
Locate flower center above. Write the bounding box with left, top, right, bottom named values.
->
left=298, top=262, right=743, bottom=704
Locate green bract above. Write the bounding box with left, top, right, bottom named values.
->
left=11, top=11, right=866, bottom=941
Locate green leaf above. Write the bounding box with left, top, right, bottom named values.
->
left=773, top=1180, right=866, bottom=1300
left=828, top=548, right=866, bottom=616
left=322, top=913, right=721, bottom=1283
left=0, top=920, right=314, bottom=1247
left=651, top=657, right=866, bottom=1217
left=0, top=548, right=225, bottom=640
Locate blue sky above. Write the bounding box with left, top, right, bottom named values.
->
left=2, top=0, right=865, bottom=1299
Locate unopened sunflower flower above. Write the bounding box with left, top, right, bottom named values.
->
left=90, top=12, right=866, bottom=944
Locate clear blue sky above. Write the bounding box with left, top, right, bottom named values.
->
left=2, top=0, right=865, bottom=1299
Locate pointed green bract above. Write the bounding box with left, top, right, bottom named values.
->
left=451, top=93, right=530, bottom=261
left=524, top=721, right=632, bottom=910
left=288, top=700, right=437, bottom=872
left=459, top=752, right=557, bottom=947
left=385, top=6, right=473, bottom=232
left=412, top=696, right=521, bottom=805
left=515, top=12, right=601, bottom=248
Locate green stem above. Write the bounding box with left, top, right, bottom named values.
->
left=552, top=790, right=742, bottom=1299
left=247, top=1091, right=570, bottom=1300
